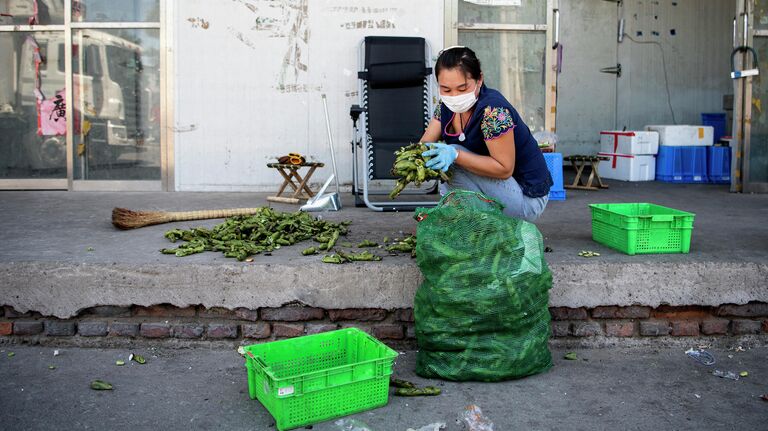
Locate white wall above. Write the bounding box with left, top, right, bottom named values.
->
left=173, top=0, right=443, bottom=191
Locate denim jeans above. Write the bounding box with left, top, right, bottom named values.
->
left=439, top=144, right=549, bottom=222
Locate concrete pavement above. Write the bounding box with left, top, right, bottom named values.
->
left=0, top=343, right=766, bottom=430
left=1, top=181, right=767, bottom=318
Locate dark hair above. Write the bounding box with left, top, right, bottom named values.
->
left=435, top=46, right=482, bottom=81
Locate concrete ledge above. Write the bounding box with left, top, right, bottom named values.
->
left=2, top=260, right=767, bottom=319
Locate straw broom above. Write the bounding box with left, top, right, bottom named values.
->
left=112, top=207, right=265, bottom=230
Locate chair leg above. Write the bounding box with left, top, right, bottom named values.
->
left=592, top=162, right=609, bottom=189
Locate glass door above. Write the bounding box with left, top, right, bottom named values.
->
left=69, top=0, right=163, bottom=191
left=734, top=0, right=768, bottom=192
left=0, top=0, right=166, bottom=191
left=0, top=0, right=67, bottom=189
left=446, top=0, right=559, bottom=133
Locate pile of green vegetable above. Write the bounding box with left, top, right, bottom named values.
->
left=389, top=143, right=451, bottom=199
left=386, top=234, right=417, bottom=258
left=161, top=208, right=351, bottom=261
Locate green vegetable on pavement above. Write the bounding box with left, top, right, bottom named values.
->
left=90, top=380, right=113, bottom=390
left=116, top=360, right=126, bottom=366
left=564, top=352, right=578, bottom=361
left=7, top=352, right=14, bottom=358
left=48, top=365, right=56, bottom=370
left=390, top=378, right=417, bottom=389
left=358, top=240, right=379, bottom=248
left=578, top=250, right=600, bottom=258
left=130, top=353, right=146, bottom=365
left=394, top=386, right=442, bottom=397
left=301, top=247, right=318, bottom=256
left=160, top=208, right=351, bottom=261
left=322, top=250, right=383, bottom=264
left=389, top=143, right=451, bottom=199
left=386, top=234, right=417, bottom=258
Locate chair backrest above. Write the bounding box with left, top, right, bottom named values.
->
left=361, top=36, right=432, bottom=179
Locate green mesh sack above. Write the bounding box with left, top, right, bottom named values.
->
left=413, top=190, right=553, bottom=381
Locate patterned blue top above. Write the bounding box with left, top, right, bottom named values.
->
left=435, top=84, right=553, bottom=198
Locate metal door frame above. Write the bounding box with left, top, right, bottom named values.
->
left=0, top=0, right=172, bottom=192
left=444, top=0, right=559, bottom=132
left=734, top=0, right=768, bottom=192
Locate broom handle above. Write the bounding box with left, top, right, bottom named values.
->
left=166, top=208, right=264, bottom=222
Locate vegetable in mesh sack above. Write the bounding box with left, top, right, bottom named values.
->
left=413, top=190, right=553, bottom=381
left=389, top=143, right=451, bottom=199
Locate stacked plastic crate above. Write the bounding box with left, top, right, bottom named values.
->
left=543, top=152, right=566, bottom=200
left=597, top=131, right=659, bottom=181
left=647, top=125, right=717, bottom=183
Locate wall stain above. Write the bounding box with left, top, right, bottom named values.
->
left=187, top=17, right=210, bottom=29
left=340, top=19, right=396, bottom=30
left=231, top=0, right=258, bottom=14
left=227, top=26, right=257, bottom=50
left=323, top=6, right=400, bottom=14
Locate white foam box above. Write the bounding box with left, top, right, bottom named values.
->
left=597, top=153, right=656, bottom=181
left=600, top=131, right=659, bottom=155
left=645, top=125, right=714, bottom=146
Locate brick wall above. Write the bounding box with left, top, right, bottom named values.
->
left=1, top=302, right=766, bottom=345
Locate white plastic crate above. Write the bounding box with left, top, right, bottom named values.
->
left=598, top=153, right=656, bottom=181
left=645, top=125, right=714, bottom=146
left=600, top=131, right=659, bottom=155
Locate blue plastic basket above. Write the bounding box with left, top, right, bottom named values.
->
left=543, top=152, right=566, bottom=201
left=701, top=113, right=726, bottom=143
left=707, top=146, right=731, bottom=184
left=656, top=146, right=709, bottom=183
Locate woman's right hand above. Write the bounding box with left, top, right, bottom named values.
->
left=422, top=143, right=458, bottom=172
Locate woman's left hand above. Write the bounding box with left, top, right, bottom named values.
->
left=422, top=143, right=458, bottom=172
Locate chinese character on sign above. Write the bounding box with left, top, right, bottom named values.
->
left=39, top=90, right=67, bottom=136
left=49, top=94, right=65, bottom=122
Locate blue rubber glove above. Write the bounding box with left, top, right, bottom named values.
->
left=422, top=143, right=458, bottom=172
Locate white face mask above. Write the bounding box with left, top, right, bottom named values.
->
left=440, top=82, right=479, bottom=113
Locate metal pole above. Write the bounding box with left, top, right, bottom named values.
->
left=321, top=94, right=340, bottom=194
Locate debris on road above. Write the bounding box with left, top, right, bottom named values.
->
left=459, top=404, right=494, bottom=431
left=115, top=360, right=125, bottom=366
left=407, top=423, right=446, bottom=431
left=712, top=370, right=739, bottom=380
left=564, top=352, right=578, bottom=361
left=90, top=380, right=113, bottom=390
left=685, top=348, right=715, bottom=366
left=334, top=418, right=375, bottom=431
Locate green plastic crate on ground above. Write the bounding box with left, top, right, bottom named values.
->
left=589, top=203, right=695, bottom=255
left=243, top=328, right=398, bottom=431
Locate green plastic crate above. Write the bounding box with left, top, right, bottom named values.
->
left=589, top=203, right=695, bottom=255
left=243, top=328, right=398, bottom=431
